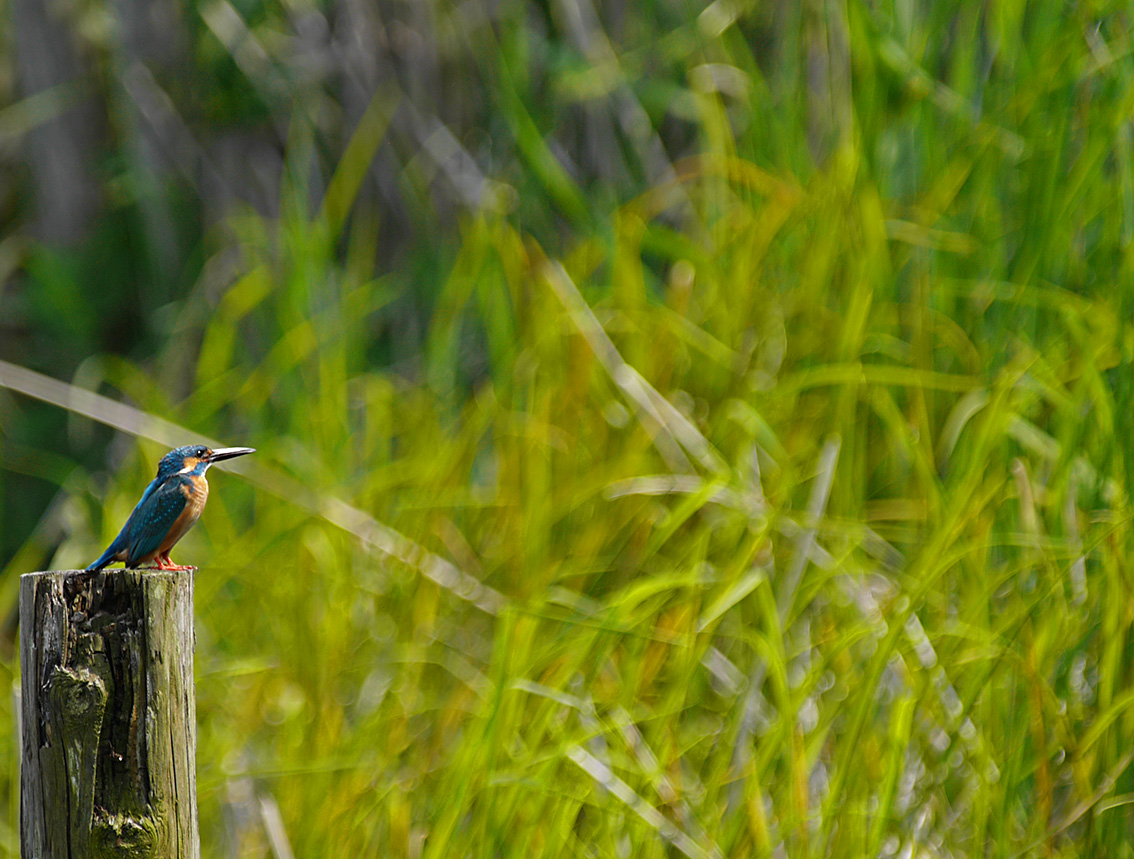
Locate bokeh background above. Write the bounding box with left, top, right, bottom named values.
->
left=2, top=0, right=1134, bottom=855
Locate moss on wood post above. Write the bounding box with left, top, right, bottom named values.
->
left=20, top=570, right=199, bottom=858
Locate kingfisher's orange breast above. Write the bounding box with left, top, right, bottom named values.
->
left=157, top=476, right=210, bottom=555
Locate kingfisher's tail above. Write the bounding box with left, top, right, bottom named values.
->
left=85, top=549, right=115, bottom=571
left=86, top=532, right=128, bottom=571
left=88, top=486, right=152, bottom=571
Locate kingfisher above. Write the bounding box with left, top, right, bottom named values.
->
left=86, top=444, right=255, bottom=571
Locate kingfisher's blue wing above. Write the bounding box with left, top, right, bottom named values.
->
left=126, top=479, right=189, bottom=566
left=86, top=475, right=164, bottom=571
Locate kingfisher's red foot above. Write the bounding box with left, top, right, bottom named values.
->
left=154, top=554, right=194, bottom=571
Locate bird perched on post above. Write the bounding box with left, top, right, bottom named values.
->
left=87, top=444, right=255, bottom=571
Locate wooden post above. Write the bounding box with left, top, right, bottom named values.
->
left=20, top=570, right=199, bottom=858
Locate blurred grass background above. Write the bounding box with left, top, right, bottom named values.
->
left=2, top=0, right=1134, bottom=855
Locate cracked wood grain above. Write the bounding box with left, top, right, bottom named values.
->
left=20, top=570, right=199, bottom=858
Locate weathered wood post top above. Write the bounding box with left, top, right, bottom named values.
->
left=20, top=569, right=200, bottom=858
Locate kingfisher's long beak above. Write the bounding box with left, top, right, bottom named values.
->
left=205, top=447, right=256, bottom=464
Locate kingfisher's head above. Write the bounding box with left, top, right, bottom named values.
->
left=157, top=444, right=256, bottom=480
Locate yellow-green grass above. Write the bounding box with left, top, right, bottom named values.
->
left=2, top=2, right=1134, bottom=857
